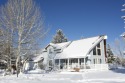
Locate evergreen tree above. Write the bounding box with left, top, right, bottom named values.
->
left=52, top=29, right=68, bottom=44
left=107, top=44, right=115, bottom=63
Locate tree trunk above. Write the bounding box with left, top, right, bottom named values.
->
left=16, top=56, right=20, bottom=77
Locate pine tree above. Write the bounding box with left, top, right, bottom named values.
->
left=52, top=29, right=68, bottom=44
left=107, top=44, right=115, bottom=63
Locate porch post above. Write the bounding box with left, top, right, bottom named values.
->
left=68, top=58, right=69, bottom=70
left=78, top=58, right=79, bottom=68
left=84, top=57, right=86, bottom=69
left=59, top=59, right=60, bottom=70
left=53, top=59, right=55, bottom=70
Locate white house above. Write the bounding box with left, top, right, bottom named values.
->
left=35, top=35, right=108, bottom=70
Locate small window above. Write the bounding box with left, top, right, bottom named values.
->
left=93, top=47, right=96, bottom=55
left=55, top=59, right=59, bottom=65
left=80, top=58, right=84, bottom=65
left=97, top=49, right=101, bottom=55
left=49, top=60, right=52, bottom=66
left=71, top=59, right=78, bottom=63
left=97, top=43, right=100, bottom=48
left=75, top=59, right=78, bottom=63
left=49, top=49, right=52, bottom=54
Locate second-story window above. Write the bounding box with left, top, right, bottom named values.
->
left=97, top=43, right=100, bottom=48
left=97, top=43, right=101, bottom=55
left=97, top=49, right=101, bottom=55
left=93, top=47, right=96, bottom=55
left=93, top=43, right=101, bottom=55
left=49, top=49, right=52, bottom=54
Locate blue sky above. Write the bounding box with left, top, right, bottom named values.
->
left=0, top=0, right=125, bottom=47
left=37, top=0, right=125, bottom=46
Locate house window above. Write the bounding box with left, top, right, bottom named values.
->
left=97, top=43, right=100, bottom=48
left=93, top=47, right=96, bottom=55
left=96, top=59, right=102, bottom=64
left=49, top=60, right=52, bottom=66
left=55, top=59, right=59, bottom=65
left=97, top=49, right=101, bottom=55
left=71, top=58, right=78, bottom=63
left=80, top=58, right=84, bottom=65
left=94, top=58, right=102, bottom=64
left=93, top=43, right=101, bottom=56
left=49, top=49, right=52, bottom=54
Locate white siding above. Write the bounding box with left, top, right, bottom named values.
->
left=89, top=40, right=106, bottom=64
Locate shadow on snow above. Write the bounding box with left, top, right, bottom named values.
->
left=110, top=68, right=125, bottom=74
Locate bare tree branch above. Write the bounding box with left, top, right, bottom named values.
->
left=0, top=0, right=47, bottom=77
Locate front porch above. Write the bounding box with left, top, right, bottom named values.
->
left=54, top=58, right=87, bottom=70
left=54, top=58, right=108, bottom=71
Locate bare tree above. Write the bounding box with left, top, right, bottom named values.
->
left=111, top=38, right=125, bottom=65
left=0, top=28, right=14, bottom=71
left=113, top=39, right=124, bottom=57
left=0, top=0, right=47, bottom=77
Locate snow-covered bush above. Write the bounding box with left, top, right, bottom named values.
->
left=27, top=69, right=45, bottom=74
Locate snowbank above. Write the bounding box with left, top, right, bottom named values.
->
left=0, top=69, right=125, bottom=83
left=27, top=69, right=45, bottom=74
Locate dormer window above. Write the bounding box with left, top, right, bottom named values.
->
left=49, top=49, right=53, bottom=54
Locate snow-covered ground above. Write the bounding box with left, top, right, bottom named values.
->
left=0, top=69, right=125, bottom=83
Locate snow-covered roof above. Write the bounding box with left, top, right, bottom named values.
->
left=54, top=35, right=107, bottom=59
left=33, top=52, right=48, bottom=63
left=44, top=42, right=71, bottom=50
left=55, top=41, right=71, bottom=49
left=33, top=57, right=44, bottom=63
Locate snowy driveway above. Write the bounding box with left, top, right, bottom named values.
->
left=0, top=69, right=125, bottom=83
